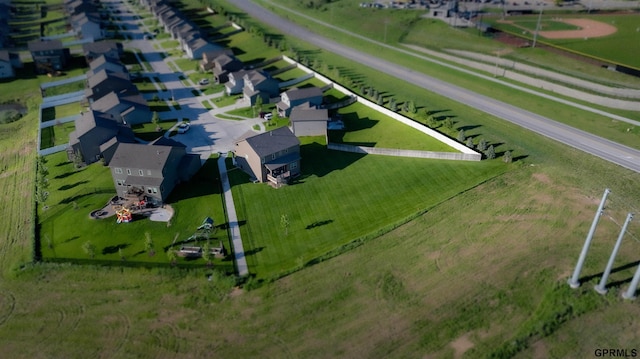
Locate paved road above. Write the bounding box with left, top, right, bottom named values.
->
left=234, top=0, right=640, bottom=174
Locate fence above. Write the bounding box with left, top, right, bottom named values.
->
left=282, top=55, right=481, bottom=159
left=328, top=143, right=481, bottom=161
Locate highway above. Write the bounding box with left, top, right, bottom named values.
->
left=234, top=0, right=640, bottom=174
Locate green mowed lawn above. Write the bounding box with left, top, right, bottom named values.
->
left=39, top=153, right=233, bottom=271
left=231, top=139, right=506, bottom=279
left=330, top=102, right=457, bottom=152
left=40, top=122, right=75, bottom=149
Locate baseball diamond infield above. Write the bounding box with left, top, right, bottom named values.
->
left=500, top=18, right=618, bottom=39
left=538, top=18, right=618, bottom=39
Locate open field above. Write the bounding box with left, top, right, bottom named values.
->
left=1, top=0, right=640, bottom=356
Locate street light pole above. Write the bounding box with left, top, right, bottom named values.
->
left=532, top=3, right=544, bottom=48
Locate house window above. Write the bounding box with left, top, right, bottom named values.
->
left=147, top=188, right=152, bottom=194
left=139, top=170, right=144, bottom=176
left=115, top=168, right=122, bottom=174
left=126, top=169, right=132, bottom=175
left=272, top=153, right=276, bottom=160
left=290, top=162, right=298, bottom=169
left=147, top=170, right=152, bottom=176
left=116, top=179, right=124, bottom=186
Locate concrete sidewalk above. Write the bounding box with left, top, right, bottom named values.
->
left=218, top=154, right=248, bottom=277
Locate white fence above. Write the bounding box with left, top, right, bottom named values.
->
left=328, top=143, right=480, bottom=161
left=282, top=55, right=481, bottom=161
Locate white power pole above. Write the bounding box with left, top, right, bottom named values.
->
left=531, top=3, right=544, bottom=48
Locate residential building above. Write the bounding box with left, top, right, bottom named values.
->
left=0, top=50, right=21, bottom=79
left=199, top=48, right=234, bottom=73
left=276, top=86, right=323, bottom=117
left=211, top=53, right=243, bottom=83
left=28, top=40, right=70, bottom=74
left=242, top=70, right=279, bottom=106
left=83, top=41, right=123, bottom=64
left=86, top=55, right=128, bottom=78
left=90, top=91, right=150, bottom=125
left=225, top=69, right=249, bottom=95
left=109, top=140, right=201, bottom=204
left=184, top=38, right=221, bottom=60
left=67, top=110, right=136, bottom=164
left=234, top=127, right=301, bottom=187
left=86, top=69, right=138, bottom=102
left=71, top=12, right=105, bottom=41
left=289, top=105, right=329, bottom=137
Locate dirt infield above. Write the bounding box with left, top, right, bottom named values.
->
left=538, top=18, right=617, bottom=39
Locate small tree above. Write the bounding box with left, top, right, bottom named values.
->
left=486, top=145, right=496, bottom=159
left=377, top=94, right=384, bottom=106
left=407, top=100, right=416, bottom=114
left=457, top=129, right=466, bottom=142
left=144, top=232, right=155, bottom=256
left=152, top=111, right=160, bottom=131
left=466, top=137, right=474, bottom=148
left=118, top=248, right=125, bottom=261
left=426, top=115, right=436, bottom=128
left=82, top=241, right=96, bottom=259
left=443, top=117, right=454, bottom=130
left=477, top=138, right=488, bottom=152
left=253, top=95, right=263, bottom=117
left=503, top=150, right=513, bottom=163
left=202, top=241, right=212, bottom=267
left=389, top=97, right=398, bottom=112
left=280, top=214, right=290, bottom=236
left=166, top=248, right=177, bottom=266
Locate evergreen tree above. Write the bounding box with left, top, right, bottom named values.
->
left=82, top=241, right=96, bottom=259
left=466, top=137, right=474, bottom=148
left=478, top=138, right=488, bottom=152
left=486, top=145, right=496, bottom=159
left=457, top=129, right=466, bottom=142
left=407, top=100, right=416, bottom=114
left=503, top=150, right=513, bottom=163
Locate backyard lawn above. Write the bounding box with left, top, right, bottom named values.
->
left=131, top=120, right=176, bottom=141
left=330, top=102, right=457, bottom=152
left=230, top=137, right=506, bottom=280
left=40, top=122, right=75, bottom=149
left=38, top=152, right=233, bottom=271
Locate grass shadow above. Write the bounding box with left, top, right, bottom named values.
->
left=102, top=243, right=130, bottom=255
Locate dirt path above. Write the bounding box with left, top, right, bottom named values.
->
left=539, top=18, right=617, bottom=39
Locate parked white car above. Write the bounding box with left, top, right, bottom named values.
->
left=198, top=78, right=210, bottom=86
left=177, top=123, right=190, bottom=134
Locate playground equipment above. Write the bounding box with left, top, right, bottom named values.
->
left=115, top=207, right=132, bottom=223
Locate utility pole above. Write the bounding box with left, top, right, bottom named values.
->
left=594, top=213, right=634, bottom=294
left=568, top=188, right=610, bottom=288
left=532, top=3, right=544, bottom=48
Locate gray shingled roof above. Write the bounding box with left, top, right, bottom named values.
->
left=28, top=40, right=64, bottom=52
left=284, top=87, right=323, bottom=101
left=237, top=126, right=300, bottom=158
left=109, top=143, right=175, bottom=171
left=0, top=50, right=9, bottom=63
left=83, top=41, right=121, bottom=57
left=87, top=69, right=130, bottom=89
left=290, top=107, right=329, bottom=122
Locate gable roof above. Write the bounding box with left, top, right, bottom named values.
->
left=90, top=91, right=148, bottom=114
left=284, top=86, right=323, bottom=101
left=290, top=106, right=329, bottom=122
left=88, top=55, right=127, bottom=74
left=75, top=110, right=120, bottom=137
left=109, top=143, right=177, bottom=171
left=237, top=127, right=300, bottom=158
left=83, top=41, right=122, bottom=57
left=28, top=40, right=64, bottom=52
